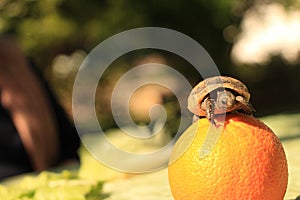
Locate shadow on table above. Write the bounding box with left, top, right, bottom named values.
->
left=280, top=134, right=300, bottom=142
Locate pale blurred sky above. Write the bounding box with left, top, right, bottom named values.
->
left=231, top=3, right=300, bottom=65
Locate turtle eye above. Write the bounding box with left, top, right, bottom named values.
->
left=221, top=98, right=227, bottom=105
left=220, top=96, right=232, bottom=108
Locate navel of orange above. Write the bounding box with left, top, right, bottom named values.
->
left=168, top=113, right=288, bottom=200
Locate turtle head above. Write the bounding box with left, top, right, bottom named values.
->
left=215, top=90, right=236, bottom=113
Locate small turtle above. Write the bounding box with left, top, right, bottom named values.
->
left=188, top=76, right=254, bottom=124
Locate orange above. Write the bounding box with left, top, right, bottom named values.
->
left=168, top=113, right=288, bottom=200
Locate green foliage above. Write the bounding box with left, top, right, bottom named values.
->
left=0, top=171, right=104, bottom=200
left=0, top=0, right=240, bottom=67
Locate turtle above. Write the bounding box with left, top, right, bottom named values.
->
left=188, top=76, right=254, bottom=124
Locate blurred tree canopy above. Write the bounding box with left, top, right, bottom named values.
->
left=1, top=0, right=300, bottom=131
left=0, top=0, right=243, bottom=68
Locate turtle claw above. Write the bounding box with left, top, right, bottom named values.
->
left=192, top=115, right=201, bottom=123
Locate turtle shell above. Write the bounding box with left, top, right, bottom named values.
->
left=187, top=76, right=251, bottom=116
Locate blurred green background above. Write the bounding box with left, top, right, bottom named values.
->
left=1, top=1, right=300, bottom=199
left=1, top=0, right=300, bottom=132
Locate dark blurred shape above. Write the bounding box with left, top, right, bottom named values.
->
left=0, top=37, right=80, bottom=179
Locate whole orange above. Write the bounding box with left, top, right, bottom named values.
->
left=168, top=113, right=288, bottom=200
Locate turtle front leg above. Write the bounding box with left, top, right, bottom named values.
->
left=236, top=96, right=255, bottom=115
left=205, top=98, right=216, bottom=125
